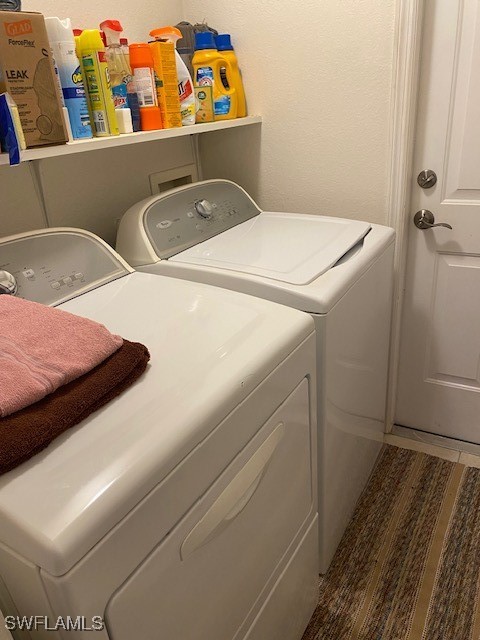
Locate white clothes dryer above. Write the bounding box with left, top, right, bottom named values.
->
left=0, top=228, right=318, bottom=640
left=116, top=179, right=396, bottom=572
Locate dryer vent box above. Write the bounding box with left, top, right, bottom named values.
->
left=149, top=165, right=198, bottom=195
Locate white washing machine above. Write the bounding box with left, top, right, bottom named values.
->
left=0, top=228, right=318, bottom=640
left=116, top=179, right=396, bottom=573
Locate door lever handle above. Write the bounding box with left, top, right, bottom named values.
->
left=413, top=210, right=453, bottom=230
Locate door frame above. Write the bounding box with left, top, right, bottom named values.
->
left=385, top=0, right=425, bottom=431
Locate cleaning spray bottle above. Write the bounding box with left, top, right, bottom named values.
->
left=45, top=18, right=93, bottom=140
left=100, top=20, right=141, bottom=133
left=149, top=27, right=195, bottom=126
left=192, top=32, right=237, bottom=121
left=78, top=30, right=119, bottom=136
left=215, top=34, right=247, bottom=118
left=129, top=43, right=163, bottom=131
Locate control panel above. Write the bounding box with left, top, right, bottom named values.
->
left=144, top=180, right=261, bottom=259
left=0, top=230, right=129, bottom=306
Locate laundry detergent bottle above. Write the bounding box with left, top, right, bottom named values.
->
left=192, top=32, right=237, bottom=120
left=215, top=34, right=247, bottom=118
left=150, top=27, right=195, bottom=126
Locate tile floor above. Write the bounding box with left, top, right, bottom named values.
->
left=384, top=432, right=480, bottom=467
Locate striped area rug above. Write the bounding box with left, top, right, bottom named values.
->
left=303, top=444, right=480, bottom=640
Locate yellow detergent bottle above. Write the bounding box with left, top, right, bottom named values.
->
left=215, top=34, right=246, bottom=117
left=192, top=32, right=237, bottom=121
left=78, top=29, right=119, bottom=136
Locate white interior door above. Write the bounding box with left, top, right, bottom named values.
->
left=396, top=0, right=480, bottom=444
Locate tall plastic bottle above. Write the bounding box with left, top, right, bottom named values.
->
left=100, top=20, right=141, bottom=133
left=119, top=37, right=141, bottom=131
left=215, top=34, right=246, bottom=118
left=149, top=27, right=195, bottom=126
left=78, top=30, right=119, bottom=136
left=192, top=32, right=237, bottom=121
left=129, top=43, right=163, bottom=131
left=45, top=18, right=93, bottom=140
left=45, top=26, right=72, bottom=140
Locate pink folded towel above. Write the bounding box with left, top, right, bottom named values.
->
left=0, top=296, right=123, bottom=417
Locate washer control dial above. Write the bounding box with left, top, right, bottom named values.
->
left=194, top=199, right=214, bottom=219
left=0, top=270, right=17, bottom=296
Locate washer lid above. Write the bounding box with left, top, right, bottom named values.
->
left=169, top=212, right=371, bottom=285
left=0, top=272, right=313, bottom=576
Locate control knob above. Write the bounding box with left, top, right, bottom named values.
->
left=0, top=270, right=17, bottom=295
left=194, top=199, right=214, bottom=219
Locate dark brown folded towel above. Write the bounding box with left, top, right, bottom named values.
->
left=0, top=339, right=150, bottom=475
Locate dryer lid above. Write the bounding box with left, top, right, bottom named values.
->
left=169, top=212, right=371, bottom=285
left=0, top=272, right=313, bottom=576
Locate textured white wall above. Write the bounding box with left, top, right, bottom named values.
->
left=0, top=164, right=46, bottom=236
left=1, top=0, right=396, bottom=237
left=21, top=0, right=181, bottom=41
left=183, top=0, right=395, bottom=224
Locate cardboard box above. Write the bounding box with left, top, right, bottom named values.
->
left=0, top=11, right=68, bottom=148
